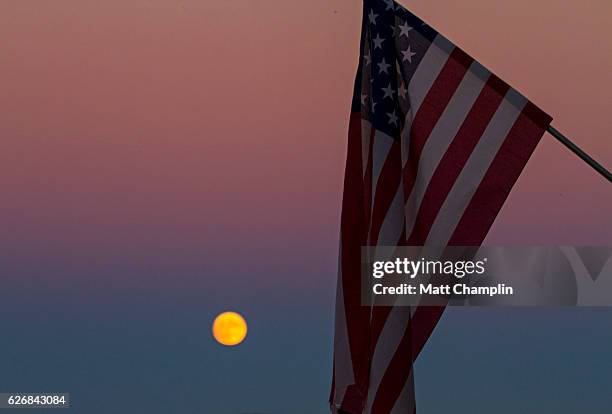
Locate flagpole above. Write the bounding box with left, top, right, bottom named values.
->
left=547, top=125, right=612, bottom=183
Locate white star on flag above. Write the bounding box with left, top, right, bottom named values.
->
left=382, top=83, right=395, bottom=99
left=387, top=110, right=399, bottom=125
left=377, top=58, right=391, bottom=74
left=398, top=22, right=412, bottom=38
left=368, top=9, right=378, bottom=25
left=372, top=34, right=385, bottom=49
left=402, top=45, right=416, bottom=63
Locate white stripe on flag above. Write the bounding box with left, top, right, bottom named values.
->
left=376, top=188, right=405, bottom=246
left=400, top=35, right=453, bottom=167
left=425, top=89, right=527, bottom=245
left=370, top=130, right=395, bottom=212
left=365, top=307, right=412, bottom=413
left=408, top=35, right=454, bottom=114
left=404, top=62, right=490, bottom=238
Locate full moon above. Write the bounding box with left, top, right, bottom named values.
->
left=212, top=311, right=248, bottom=346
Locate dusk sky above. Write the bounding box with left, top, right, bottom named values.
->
left=1, top=1, right=611, bottom=413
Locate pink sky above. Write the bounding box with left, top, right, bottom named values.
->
left=1, top=0, right=610, bottom=283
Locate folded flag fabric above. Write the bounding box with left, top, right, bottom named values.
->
left=330, top=1, right=552, bottom=413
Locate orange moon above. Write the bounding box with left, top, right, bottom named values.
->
left=212, top=311, right=248, bottom=346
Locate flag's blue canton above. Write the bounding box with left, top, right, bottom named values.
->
left=352, top=0, right=438, bottom=140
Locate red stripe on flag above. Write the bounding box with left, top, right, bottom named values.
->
left=448, top=102, right=552, bottom=245
left=368, top=140, right=402, bottom=245
left=362, top=126, right=375, bottom=238
left=368, top=227, right=406, bottom=355
left=369, top=308, right=415, bottom=414
left=406, top=75, right=510, bottom=245
left=369, top=304, right=446, bottom=413
left=402, top=48, right=473, bottom=200
left=336, top=112, right=371, bottom=412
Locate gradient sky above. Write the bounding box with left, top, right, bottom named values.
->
left=1, top=1, right=611, bottom=413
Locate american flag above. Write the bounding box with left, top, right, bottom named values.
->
left=330, top=1, right=552, bottom=413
